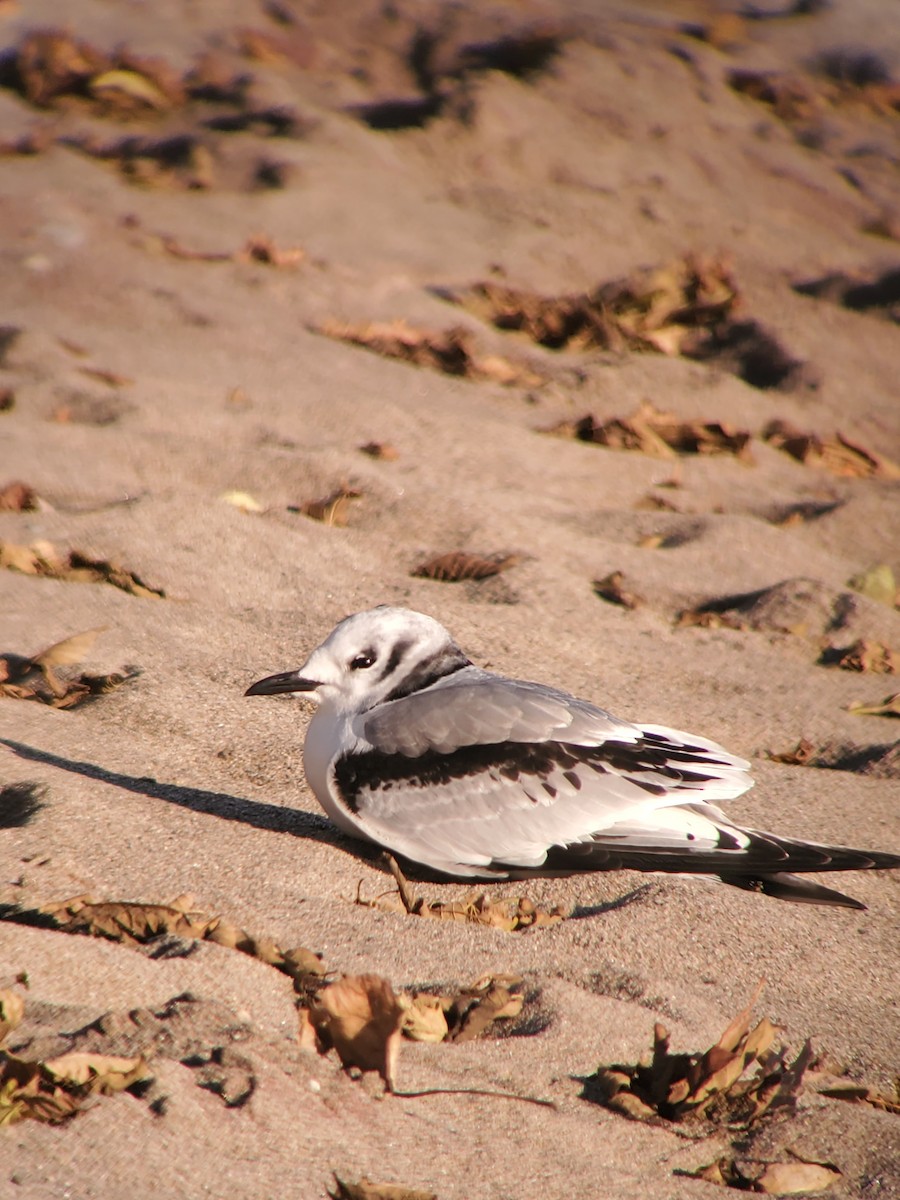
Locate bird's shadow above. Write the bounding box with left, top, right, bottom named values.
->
left=0, top=738, right=652, bottom=916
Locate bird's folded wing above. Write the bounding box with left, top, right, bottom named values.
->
left=359, top=673, right=640, bottom=756
left=332, top=731, right=753, bottom=876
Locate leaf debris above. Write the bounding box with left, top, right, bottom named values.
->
left=311, top=318, right=541, bottom=386
left=291, top=485, right=362, bottom=527
left=0, top=481, right=38, bottom=511
left=306, top=974, right=407, bottom=1090
left=0, top=539, right=164, bottom=597
left=582, top=982, right=812, bottom=1129
left=546, top=401, right=753, bottom=461
left=846, top=692, right=900, bottom=718
left=679, top=1151, right=841, bottom=1194
left=1, top=628, right=136, bottom=709
left=329, top=1176, right=436, bottom=1200
left=763, top=421, right=900, bottom=480
left=37, top=894, right=326, bottom=995
left=593, top=571, right=643, bottom=609
left=0, top=990, right=149, bottom=1125
left=412, top=551, right=520, bottom=583
left=820, top=639, right=898, bottom=674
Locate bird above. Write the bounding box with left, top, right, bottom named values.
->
left=245, top=606, right=900, bottom=910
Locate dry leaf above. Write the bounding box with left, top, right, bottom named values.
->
left=412, top=551, right=519, bottom=582
left=848, top=564, right=898, bottom=607
left=847, top=692, right=900, bottom=717
left=0, top=1038, right=149, bottom=1126
left=676, top=608, right=749, bottom=632
left=311, top=318, right=539, bottom=386
left=88, top=68, right=172, bottom=112
left=546, top=401, right=752, bottom=461
left=822, top=639, right=898, bottom=674
left=221, top=490, right=265, bottom=514
left=307, top=975, right=407, bottom=1090
left=402, top=994, right=449, bottom=1044
left=359, top=441, right=399, bottom=461
left=763, top=421, right=900, bottom=480
left=38, top=895, right=326, bottom=993
left=680, top=1154, right=841, bottom=1194
left=816, top=1078, right=900, bottom=1115
left=237, top=234, right=305, bottom=267
left=329, top=1176, right=436, bottom=1200
left=0, top=481, right=37, bottom=511
left=0, top=539, right=164, bottom=597
left=0, top=627, right=135, bottom=709
left=447, top=974, right=525, bottom=1043
left=583, top=982, right=809, bottom=1128
left=593, top=571, right=642, bottom=609
left=0, top=990, right=24, bottom=1043
left=767, top=738, right=817, bottom=766
left=293, top=485, right=361, bottom=527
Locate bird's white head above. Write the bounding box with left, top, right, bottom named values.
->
left=245, top=606, right=470, bottom=714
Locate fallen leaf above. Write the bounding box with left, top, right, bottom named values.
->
left=763, top=421, right=900, bottom=479
left=0, top=990, right=24, bottom=1043
left=847, top=692, right=900, bottom=717
left=412, top=551, right=520, bottom=582
left=307, top=975, right=407, bottom=1090
left=359, top=441, right=399, bottom=461
left=848, top=564, right=898, bottom=607
left=88, top=68, right=173, bottom=112
left=43, top=1052, right=149, bottom=1092
left=33, top=627, right=106, bottom=670
left=546, top=401, right=753, bottom=461
left=329, top=1176, right=436, bottom=1200
left=676, top=608, right=749, bottom=632
left=593, top=571, right=643, bottom=609
left=447, top=974, right=525, bottom=1043
left=0, top=539, right=164, bottom=597
left=36, top=894, right=326, bottom=993
left=221, top=490, right=265, bottom=514
left=293, top=485, right=361, bottom=527
left=311, top=318, right=539, bottom=386
left=767, top=739, right=817, bottom=766
left=821, top=639, right=898, bottom=674
left=816, top=1077, right=900, bottom=1115
left=236, top=234, right=305, bottom=267
left=0, top=481, right=38, bottom=511
left=402, top=994, right=449, bottom=1044
left=754, top=1159, right=841, bottom=1195
left=582, top=981, right=809, bottom=1128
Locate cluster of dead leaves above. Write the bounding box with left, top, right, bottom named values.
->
left=0, top=628, right=135, bottom=710
left=0, top=988, right=149, bottom=1125
left=584, top=983, right=809, bottom=1129
left=0, top=538, right=164, bottom=597
left=412, top=551, right=520, bottom=583
left=820, top=639, right=898, bottom=675
left=310, top=318, right=542, bottom=387
left=41, top=894, right=326, bottom=997
left=730, top=63, right=900, bottom=126
left=300, top=971, right=529, bottom=1092
left=546, top=400, right=753, bottom=462
left=445, top=256, right=807, bottom=391
left=762, top=420, right=900, bottom=480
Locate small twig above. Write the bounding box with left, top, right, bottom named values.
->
left=383, top=853, right=420, bottom=914
left=391, top=1087, right=556, bottom=1109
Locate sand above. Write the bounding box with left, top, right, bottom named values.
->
left=1, top=1, right=898, bottom=1197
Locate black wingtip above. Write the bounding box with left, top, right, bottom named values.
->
left=721, top=872, right=867, bottom=910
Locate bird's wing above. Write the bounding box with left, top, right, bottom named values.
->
left=359, top=670, right=641, bottom=756
left=336, top=682, right=753, bottom=877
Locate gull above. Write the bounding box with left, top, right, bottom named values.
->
left=245, top=606, right=899, bottom=909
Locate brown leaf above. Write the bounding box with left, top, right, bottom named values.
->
left=754, top=1159, right=841, bottom=1195
left=582, top=981, right=805, bottom=1128
left=307, top=975, right=407, bottom=1090
left=0, top=481, right=37, bottom=511
left=329, top=1176, right=437, bottom=1200
left=767, top=738, right=817, bottom=766
left=763, top=420, right=900, bottom=479
left=359, top=441, right=399, bottom=461
left=38, top=895, right=325, bottom=992
left=43, top=1052, right=149, bottom=1092
left=593, top=571, right=643, bottom=609
left=311, top=317, right=539, bottom=386
left=294, top=485, right=362, bottom=527
left=32, top=627, right=106, bottom=670
left=0, top=539, right=164, bottom=597
left=447, top=974, right=525, bottom=1043
left=402, top=994, right=449, bottom=1044
left=0, top=1038, right=149, bottom=1126
left=237, top=234, right=305, bottom=268
left=412, top=551, right=519, bottom=582
left=0, top=990, right=24, bottom=1043
left=817, top=1078, right=900, bottom=1115
left=847, top=692, right=900, bottom=717
left=547, top=401, right=752, bottom=461
left=824, top=639, right=898, bottom=674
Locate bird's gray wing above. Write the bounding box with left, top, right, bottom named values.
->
left=337, top=686, right=753, bottom=877
left=358, top=669, right=640, bottom=756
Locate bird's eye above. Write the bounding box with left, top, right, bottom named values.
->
left=350, top=650, right=376, bottom=670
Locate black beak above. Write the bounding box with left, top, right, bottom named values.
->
left=244, top=670, right=320, bottom=697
